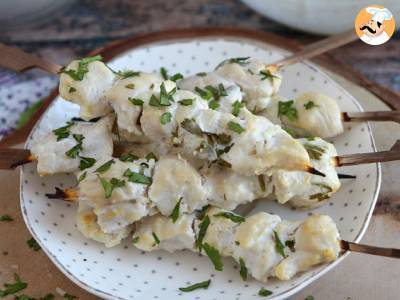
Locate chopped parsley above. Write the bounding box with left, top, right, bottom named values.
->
left=195, top=215, right=210, bottom=250
left=115, top=70, right=140, bottom=79
left=152, top=232, right=160, bottom=246
left=27, top=237, right=41, bottom=251
left=305, top=295, right=314, bottom=300
left=304, top=100, right=318, bottom=110
left=208, top=100, right=220, bottom=110
left=60, top=55, right=102, bottom=81
left=304, top=143, right=325, bottom=160
left=196, top=72, right=207, bottom=77
left=231, top=100, right=244, bottom=117
left=309, top=192, right=331, bottom=202
left=97, top=175, right=114, bottom=198
left=213, top=212, right=245, bottom=223
left=79, top=156, right=96, bottom=170
left=65, top=134, right=85, bottom=158
left=179, top=280, right=211, bottom=292
left=235, top=241, right=240, bottom=246
left=68, top=87, right=76, bottom=93
left=160, top=67, right=183, bottom=82
left=181, top=119, right=203, bottom=135
left=95, top=159, right=115, bottom=173
left=128, top=97, right=144, bottom=106
left=132, top=236, right=140, bottom=244
left=195, top=86, right=213, bottom=100
left=239, top=258, right=248, bottom=281
left=258, top=175, right=266, bottom=192
left=259, top=70, right=280, bottom=81
left=0, top=273, right=27, bottom=297
left=123, top=169, right=152, bottom=185
left=145, top=152, right=158, bottom=161
left=195, top=84, right=227, bottom=102
left=170, top=197, right=182, bottom=223
left=0, top=214, right=13, bottom=222
left=278, top=100, right=298, bottom=121
left=178, top=98, right=194, bottom=106
left=283, top=126, right=296, bottom=137
left=78, top=171, right=87, bottom=183
left=258, top=287, right=273, bottom=297
left=53, top=121, right=74, bottom=141
left=160, top=112, right=172, bottom=125
left=216, top=57, right=250, bottom=69
left=119, top=153, right=139, bottom=162
left=149, top=82, right=176, bottom=107
left=125, top=83, right=135, bottom=89
left=273, top=231, right=287, bottom=258
left=202, top=243, right=223, bottom=271
left=228, top=121, right=245, bottom=134
left=110, top=178, right=126, bottom=188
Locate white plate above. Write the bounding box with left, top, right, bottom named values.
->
left=20, top=37, right=381, bottom=300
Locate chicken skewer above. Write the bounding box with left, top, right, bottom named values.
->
left=132, top=206, right=400, bottom=284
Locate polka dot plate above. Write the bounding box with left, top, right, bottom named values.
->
left=20, top=37, right=381, bottom=299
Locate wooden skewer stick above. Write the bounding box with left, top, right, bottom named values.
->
left=266, top=29, right=358, bottom=72
left=341, top=240, right=400, bottom=259
left=0, top=43, right=62, bottom=74
left=333, top=140, right=400, bottom=167
left=342, top=111, right=400, bottom=124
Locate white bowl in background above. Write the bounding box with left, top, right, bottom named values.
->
left=241, top=0, right=400, bottom=35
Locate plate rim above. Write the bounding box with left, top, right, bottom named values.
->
left=20, top=33, right=381, bottom=300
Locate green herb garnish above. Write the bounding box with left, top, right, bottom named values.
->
left=0, top=214, right=13, bottom=222
left=235, top=241, right=240, bottom=246
left=285, top=240, right=296, bottom=252
left=145, top=152, right=158, bottom=161
left=72, top=133, right=84, bottom=143
left=259, top=70, right=280, bottom=81
left=228, top=121, right=245, bottom=134
left=149, top=82, right=176, bottom=107
left=216, top=57, right=250, bottom=69
left=110, top=177, right=126, bottom=188
left=60, top=55, right=102, bottom=81
left=0, top=273, right=27, bottom=297
left=65, top=143, right=83, bottom=159
left=95, top=159, right=115, bottom=173
left=195, top=86, right=213, bottom=100
left=202, top=243, right=223, bottom=271
left=27, top=237, right=41, bottom=251
left=160, top=112, right=172, bottom=125
left=115, top=70, right=140, bottom=79
left=181, top=119, right=203, bottom=135
left=152, top=232, right=160, bottom=246
left=79, top=156, right=96, bottom=170
left=97, top=175, right=114, bottom=198
left=125, top=83, right=135, bottom=89
left=208, top=100, right=219, bottom=110
left=119, top=153, right=139, bottom=162
left=178, top=98, right=194, bottom=106
left=273, top=231, right=287, bottom=258
left=179, top=280, right=211, bottom=292
left=213, top=212, right=245, bottom=223
left=196, top=72, right=207, bottom=77
left=53, top=121, right=74, bottom=141
left=258, top=175, right=266, bottom=192
left=304, top=101, right=318, bottom=110
left=309, top=192, right=330, bottom=202
left=124, top=169, right=152, bottom=185
left=304, top=143, right=325, bottom=160
left=170, top=73, right=183, bottom=82
left=232, top=100, right=244, bottom=117
left=305, top=295, right=314, bottom=300
left=239, top=257, right=248, bottom=281
left=278, top=100, right=298, bottom=121
left=170, top=197, right=182, bottom=223
left=196, top=215, right=210, bottom=250
left=160, top=67, right=169, bottom=80
left=258, top=287, right=273, bottom=297
left=128, top=97, right=144, bottom=106
left=68, top=87, right=76, bottom=93
left=78, top=171, right=87, bottom=183
left=132, top=236, right=140, bottom=244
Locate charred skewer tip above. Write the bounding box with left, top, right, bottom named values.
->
left=45, top=187, right=77, bottom=202
left=10, top=154, right=35, bottom=169
left=337, top=173, right=357, bottom=179
left=306, top=166, right=326, bottom=177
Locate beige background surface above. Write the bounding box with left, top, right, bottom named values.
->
left=0, top=71, right=399, bottom=300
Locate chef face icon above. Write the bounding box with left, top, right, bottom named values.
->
left=355, top=6, right=395, bottom=46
